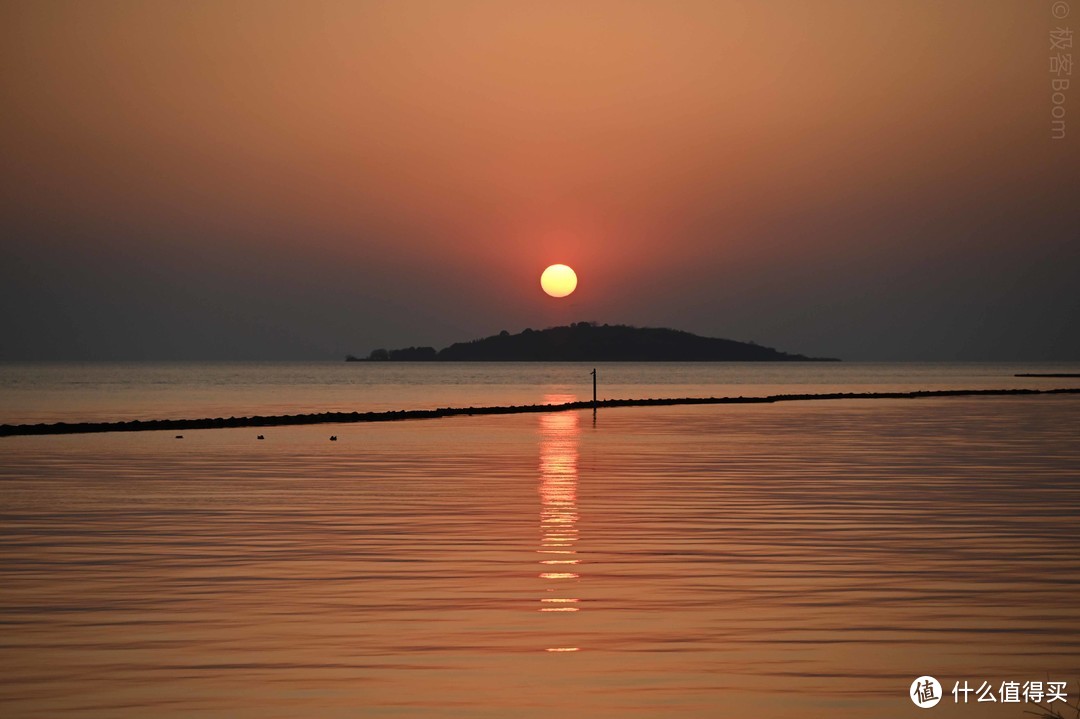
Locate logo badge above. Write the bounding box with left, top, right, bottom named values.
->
left=911, top=676, right=942, bottom=708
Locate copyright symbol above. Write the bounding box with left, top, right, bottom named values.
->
left=1052, top=1, right=1070, bottom=18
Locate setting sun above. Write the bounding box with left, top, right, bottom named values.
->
left=540, top=264, right=577, bottom=298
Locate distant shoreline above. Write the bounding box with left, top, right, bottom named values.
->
left=350, top=322, right=838, bottom=362
left=1015, top=373, right=1080, bottom=377
left=2, top=387, right=1077, bottom=437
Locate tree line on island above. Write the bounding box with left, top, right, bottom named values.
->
left=348, top=322, right=838, bottom=362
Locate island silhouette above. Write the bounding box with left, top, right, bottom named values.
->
left=349, top=322, right=838, bottom=362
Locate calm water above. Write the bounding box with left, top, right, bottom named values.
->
left=2, top=361, right=1079, bottom=425
left=1, top=365, right=1079, bottom=717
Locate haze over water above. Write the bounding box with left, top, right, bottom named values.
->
left=2, top=365, right=1079, bottom=717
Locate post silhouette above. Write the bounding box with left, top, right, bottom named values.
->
left=590, top=368, right=597, bottom=412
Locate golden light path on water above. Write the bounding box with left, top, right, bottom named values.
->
left=1, top=393, right=1080, bottom=718
left=538, top=395, right=582, bottom=653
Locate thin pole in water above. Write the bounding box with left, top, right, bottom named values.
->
left=590, top=368, right=597, bottom=411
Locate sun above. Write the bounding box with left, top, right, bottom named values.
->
left=540, top=264, right=577, bottom=298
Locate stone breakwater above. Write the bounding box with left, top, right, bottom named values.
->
left=3, top=387, right=1079, bottom=437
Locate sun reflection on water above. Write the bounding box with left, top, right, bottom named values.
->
left=538, top=396, right=582, bottom=650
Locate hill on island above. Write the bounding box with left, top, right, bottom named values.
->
left=349, top=322, right=838, bottom=362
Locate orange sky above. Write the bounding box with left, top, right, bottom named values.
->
left=1, top=1, right=1077, bottom=359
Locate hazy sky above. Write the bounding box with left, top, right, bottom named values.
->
left=2, top=0, right=1077, bottom=361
